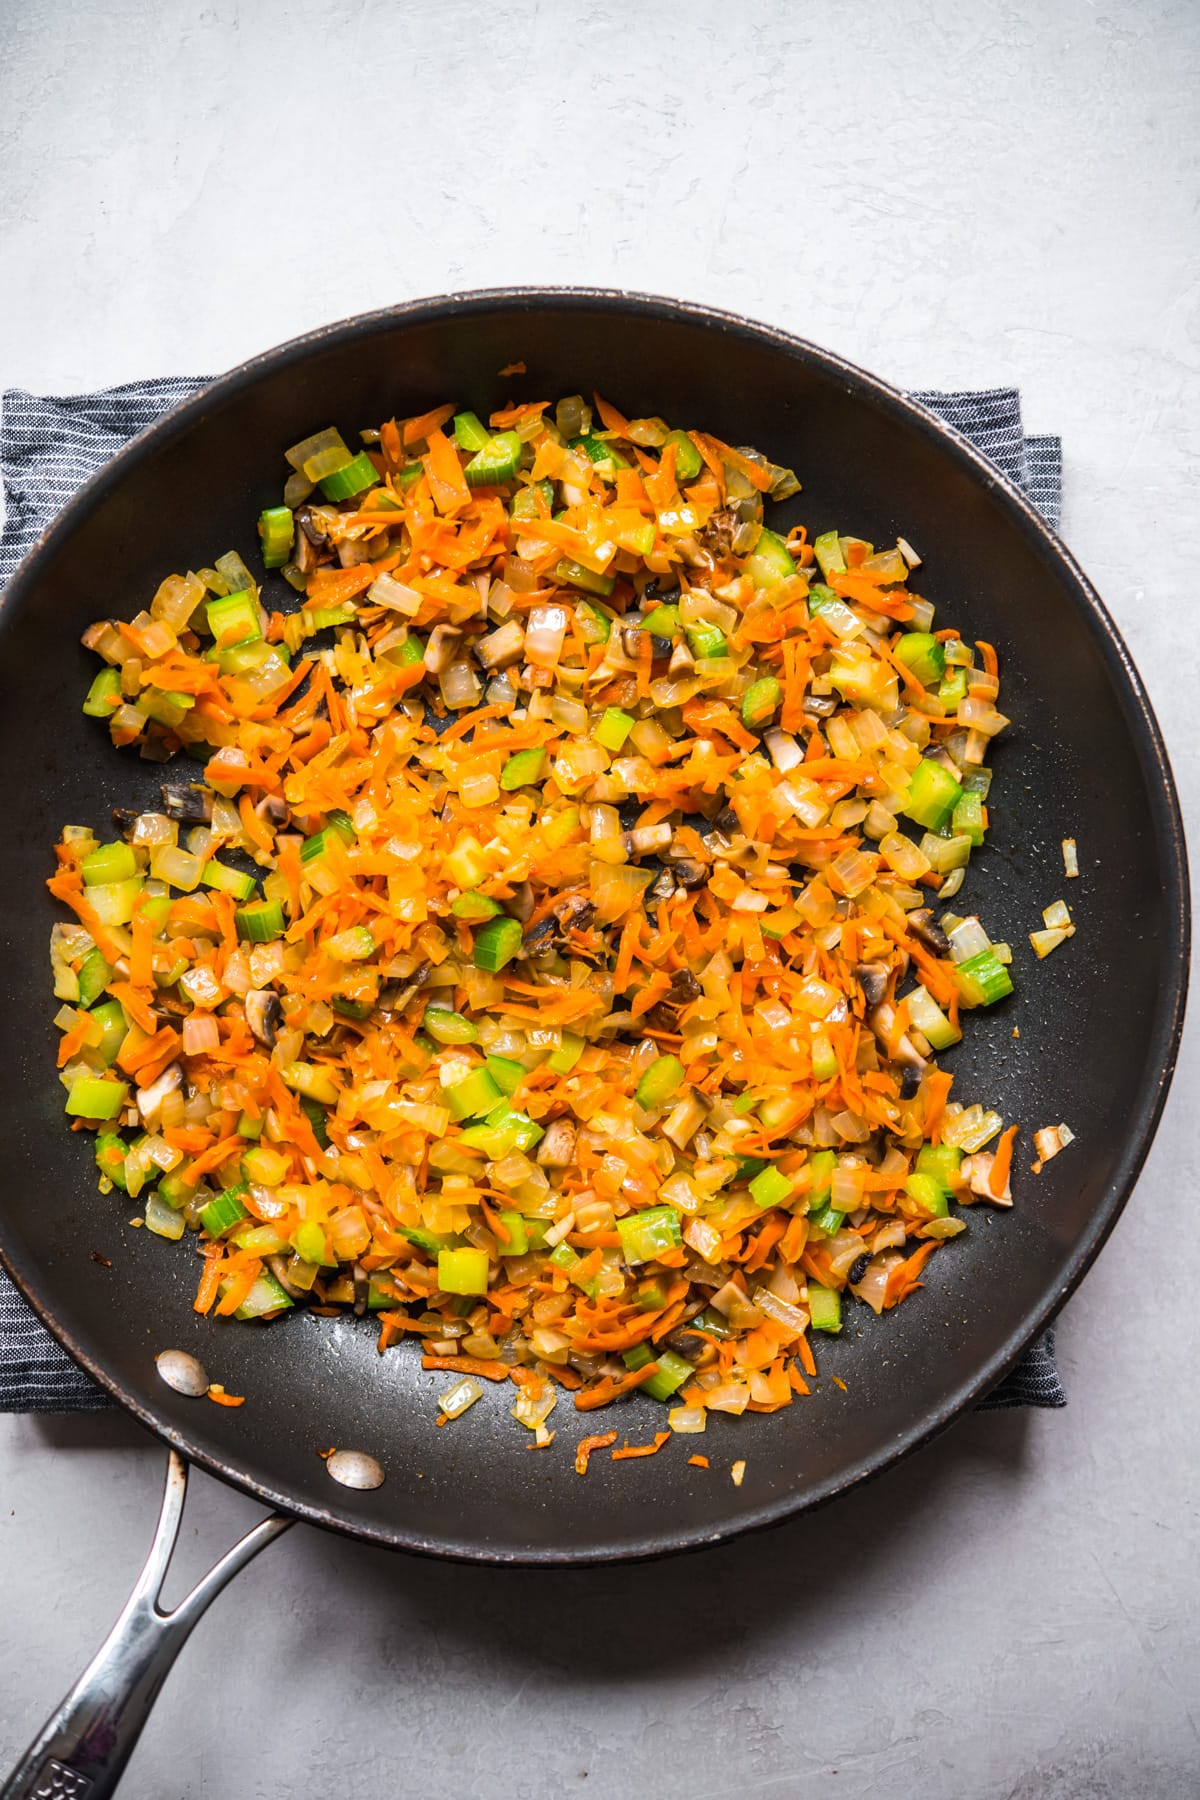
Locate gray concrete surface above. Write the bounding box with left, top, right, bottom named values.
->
left=1, top=1, right=1197, bottom=1795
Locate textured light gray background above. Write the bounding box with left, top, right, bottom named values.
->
left=2, top=2, right=1198, bottom=1795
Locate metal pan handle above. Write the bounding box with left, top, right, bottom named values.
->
left=2, top=1451, right=291, bottom=1800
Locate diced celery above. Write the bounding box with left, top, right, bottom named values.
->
left=257, top=506, right=294, bottom=569
left=445, top=1067, right=505, bottom=1121
left=464, top=431, right=522, bottom=487
left=200, top=1188, right=249, bottom=1237
left=77, top=947, right=113, bottom=1009
left=905, top=1171, right=950, bottom=1216
left=546, top=1031, right=584, bottom=1075
left=894, top=632, right=946, bottom=687
left=206, top=589, right=261, bottom=648
left=89, top=1000, right=128, bottom=1066
left=635, top=1055, right=685, bottom=1111
left=555, top=559, right=615, bottom=597
left=617, top=1205, right=682, bottom=1265
left=319, top=451, right=378, bottom=501
left=202, top=858, right=257, bottom=902
left=423, top=1007, right=478, bottom=1046
left=233, top=1270, right=293, bottom=1320
left=955, top=948, right=1014, bottom=1007
left=685, top=621, right=727, bottom=660
left=501, top=748, right=546, bottom=790
left=81, top=841, right=137, bottom=886
left=903, top=759, right=963, bottom=832
left=749, top=1164, right=794, bottom=1209
left=473, top=916, right=523, bottom=972
left=484, top=1054, right=525, bottom=1096
left=663, top=429, right=703, bottom=482
left=235, top=899, right=285, bottom=942
left=82, top=667, right=123, bottom=718
left=807, top=1284, right=842, bottom=1333
left=593, top=707, right=635, bottom=752
left=741, top=677, right=781, bottom=729
left=438, top=1246, right=490, bottom=1294
left=497, top=1211, right=530, bottom=1255
left=453, top=411, right=491, bottom=452
left=95, top=1134, right=128, bottom=1190
left=745, top=526, right=796, bottom=589
left=65, top=1077, right=127, bottom=1119
left=451, top=891, right=503, bottom=922
left=623, top=1342, right=693, bottom=1400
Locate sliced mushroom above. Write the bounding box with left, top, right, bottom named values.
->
left=160, top=783, right=213, bottom=824
left=649, top=865, right=677, bottom=902
left=698, top=507, right=738, bottom=557
left=423, top=624, right=463, bottom=676
left=524, top=892, right=595, bottom=951
left=867, top=1001, right=927, bottom=1083
left=668, top=639, right=695, bottom=677
left=255, top=794, right=290, bottom=828
left=666, top=969, right=702, bottom=1006
left=855, top=963, right=890, bottom=1010
left=507, top=881, right=535, bottom=924
left=137, top=1062, right=183, bottom=1126
left=296, top=505, right=329, bottom=546
left=642, top=577, right=681, bottom=604
left=267, top=1255, right=310, bottom=1300
left=670, top=858, right=709, bottom=891
left=536, top=1119, right=577, bottom=1169
left=619, top=624, right=644, bottom=660
left=907, top=908, right=952, bottom=957
left=245, top=988, right=284, bottom=1049
left=294, top=528, right=323, bottom=575
left=378, top=959, right=432, bottom=1015
left=645, top=965, right=704, bottom=1033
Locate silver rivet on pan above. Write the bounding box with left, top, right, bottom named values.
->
left=326, top=1449, right=385, bottom=1490
left=155, top=1348, right=209, bottom=1397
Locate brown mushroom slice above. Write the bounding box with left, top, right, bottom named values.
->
left=854, top=962, right=890, bottom=1010
left=907, top=907, right=952, bottom=957
left=536, top=1120, right=577, bottom=1169
left=423, top=623, right=463, bottom=675
left=245, top=988, right=284, bottom=1049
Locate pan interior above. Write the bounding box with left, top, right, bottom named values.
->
left=0, top=293, right=1186, bottom=1561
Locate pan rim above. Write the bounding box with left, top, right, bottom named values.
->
left=0, top=287, right=1189, bottom=1563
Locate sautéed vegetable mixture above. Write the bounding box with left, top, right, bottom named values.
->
left=49, top=391, right=1019, bottom=1436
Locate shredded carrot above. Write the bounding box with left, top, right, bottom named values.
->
left=206, top=1384, right=246, bottom=1407
left=990, top=1124, right=1018, bottom=1196
left=575, top=1363, right=662, bottom=1411
left=611, top=1431, right=671, bottom=1461
left=420, top=1355, right=510, bottom=1382
left=688, top=1454, right=710, bottom=1469
left=575, top=1430, right=617, bottom=1474
left=402, top=402, right=456, bottom=446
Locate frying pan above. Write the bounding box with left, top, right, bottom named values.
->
left=0, top=291, right=1188, bottom=1797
